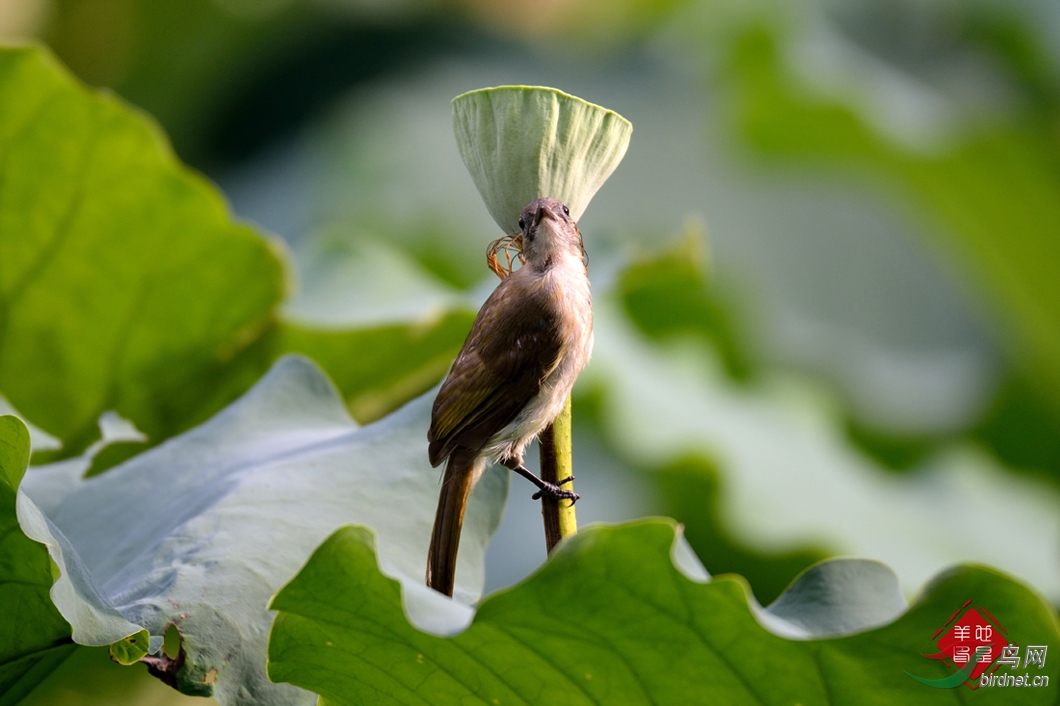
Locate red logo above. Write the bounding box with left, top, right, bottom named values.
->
left=908, top=599, right=1050, bottom=690
left=930, top=602, right=1010, bottom=687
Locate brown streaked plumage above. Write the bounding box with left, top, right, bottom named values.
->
left=427, top=197, right=593, bottom=597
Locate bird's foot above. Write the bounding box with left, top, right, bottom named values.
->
left=531, top=483, right=580, bottom=503
left=508, top=464, right=580, bottom=504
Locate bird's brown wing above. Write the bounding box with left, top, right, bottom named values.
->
left=428, top=275, right=562, bottom=466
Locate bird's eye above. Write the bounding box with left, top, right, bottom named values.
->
left=518, top=217, right=525, bottom=230
left=562, top=205, right=570, bottom=216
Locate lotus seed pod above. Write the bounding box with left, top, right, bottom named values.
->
left=452, top=86, right=632, bottom=233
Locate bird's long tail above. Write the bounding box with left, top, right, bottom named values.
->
left=427, top=450, right=481, bottom=596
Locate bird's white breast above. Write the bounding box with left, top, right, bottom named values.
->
left=484, top=254, right=593, bottom=463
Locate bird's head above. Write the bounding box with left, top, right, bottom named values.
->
left=518, top=197, right=583, bottom=269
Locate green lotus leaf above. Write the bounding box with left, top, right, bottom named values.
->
left=107, top=630, right=150, bottom=667
left=0, top=45, right=472, bottom=465
left=269, top=519, right=1060, bottom=705
left=452, top=86, right=632, bottom=233
left=0, top=415, right=75, bottom=704
left=0, top=45, right=285, bottom=456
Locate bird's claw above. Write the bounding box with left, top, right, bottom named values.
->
left=509, top=464, right=580, bottom=503
left=531, top=482, right=580, bottom=504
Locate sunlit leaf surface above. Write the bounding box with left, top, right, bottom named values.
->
left=0, top=46, right=284, bottom=455
left=270, top=520, right=1060, bottom=705
left=0, top=45, right=471, bottom=462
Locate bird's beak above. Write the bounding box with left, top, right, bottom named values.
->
left=533, top=205, right=548, bottom=227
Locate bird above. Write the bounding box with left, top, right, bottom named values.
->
left=426, top=196, right=593, bottom=597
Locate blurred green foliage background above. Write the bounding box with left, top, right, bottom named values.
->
left=2, top=0, right=1059, bottom=702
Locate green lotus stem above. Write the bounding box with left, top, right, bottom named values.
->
left=538, top=395, right=576, bottom=553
